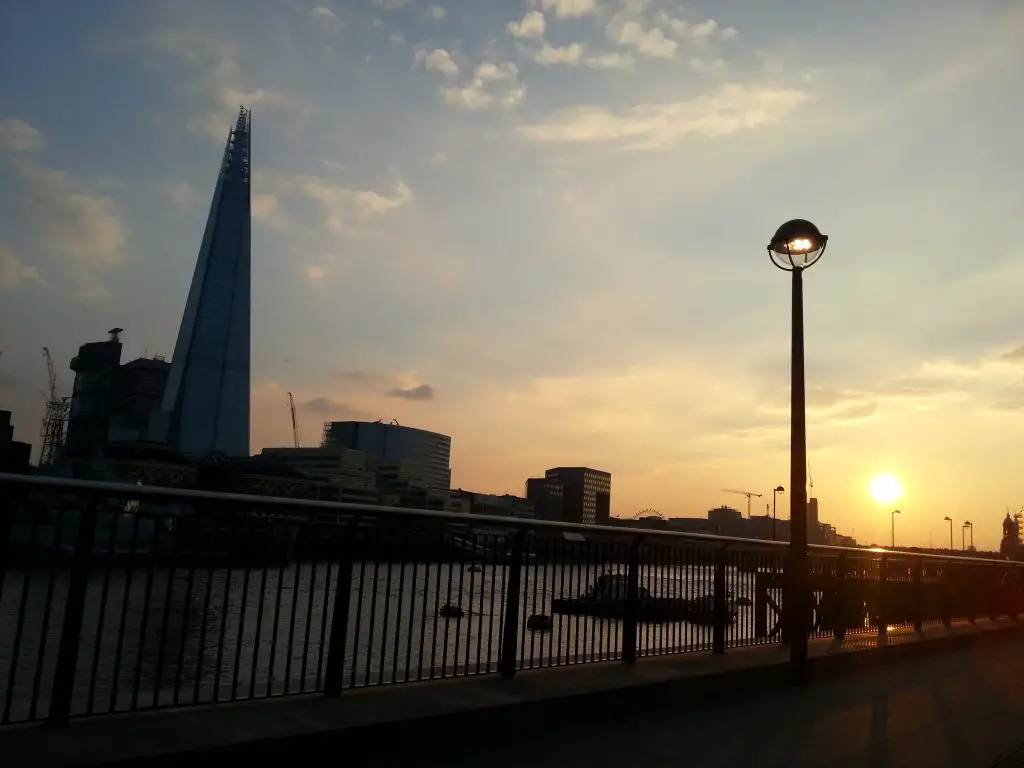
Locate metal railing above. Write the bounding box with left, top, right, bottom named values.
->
left=1, top=472, right=1022, bottom=729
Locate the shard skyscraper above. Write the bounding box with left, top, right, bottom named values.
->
left=152, top=106, right=251, bottom=458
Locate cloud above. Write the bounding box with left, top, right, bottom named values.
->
left=441, top=62, right=525, bottom=111
left=162, top=179, right=198, bottom=208
left=613, top=20, right=677, bottom=59
left=13, top=160, right=126, bottom=296
left=429, top=5, right=446, bottom=20
left=385, top=384, right=437, bottom=401
left=0, top=245, right=41, bottom=287
left=584, top=51, right=635, bottom=71
left=300, top=396, right=370, bottom=419
left=102, top=27, right=312, bottom=141
left=262, top=172, right=413, bottom=235
left=252, top=192, right=292, bottom=233
left=507, top=11, right=546, bottom=39
left=310, top=6, right=343, bottom=34
left=373, top=0, right=409, bottom=8
left=533, top=43, right=585, bottom=67
left=516, top=83, right=811, bottom=147
left=416, top=48, right=459, bottom=78
left=537, top=0, right=597, bottom=19
left=0, top=118, right=45, bottom=152
left=667, top=18, right=737, bottom=43
left=304, top=264, right=328, bottom=282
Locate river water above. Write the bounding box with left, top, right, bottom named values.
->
left=0, top=559, right=772, bottom=724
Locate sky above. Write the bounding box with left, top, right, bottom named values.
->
left=1, top=0, right=1023, bottom=550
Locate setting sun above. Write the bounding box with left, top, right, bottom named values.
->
left=869, top=473, right=904, bottom=505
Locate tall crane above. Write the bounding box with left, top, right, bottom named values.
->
left=722, top=488, right=762, bottom=518
left=287, top=392, right=301, bottom=449
left=38, top=347, right=70, bottom=466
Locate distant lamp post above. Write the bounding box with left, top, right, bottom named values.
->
left=943, top=516, right=953, bottom=550
left=891, top=509, right=900, bottom=549
left=768, top=218, right=828, bottom=685
left=964, top=520, right=973, bottom=551
left=773, top=485, right=785, bottom=541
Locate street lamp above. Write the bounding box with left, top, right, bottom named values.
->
left=964, top=520, right=973, bottom=551
left=943, top=516, right=953, bottom=551
left=773, top=485, right=785, bottom=541
left=962, top=521, right=971, bottom=551
left=892, top=509, right=900, bottom=549
left=768, top=218, right=828, bottom=685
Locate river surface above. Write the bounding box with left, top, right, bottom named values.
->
left=0, top=559, right=773, bottom=724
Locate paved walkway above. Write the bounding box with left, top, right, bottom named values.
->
left=383, top=637, right=1024, bottom=768
left=3, top=620, right=1023, bottom=766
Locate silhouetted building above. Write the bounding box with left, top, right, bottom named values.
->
left=256, top=446, right=379, bottom=505
left=322, top=420, right=451, bottom=490
left=453, top=491, right=535, bottom=519
left=0, top=410, right=31, bottom=473
left=543, top=467, right=611, bottom=525
left=708, top=505, right=743, bottom=525
left=526, top=476, right=564, bottom=521
left=152, top=107, right=252, bottom=458
left=108, top=357, right=171, bottom=443
left=65, top=329, right=123, bottom=457
left=1001, top=511, right=1022, bottom=560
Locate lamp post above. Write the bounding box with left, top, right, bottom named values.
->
left=891, top=509, right=900, bottom=549
left=943, top=516, right=953, bottom=551
left=773, top=485, right=785, bottom=541
left=962, top=521, right=970, bottom=551
left=768, top=218, right=828, bottom=685
left=964, top=520, right=973, bottom=551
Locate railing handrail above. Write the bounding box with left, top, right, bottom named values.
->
left=0, top=472, right=1014, bottom=566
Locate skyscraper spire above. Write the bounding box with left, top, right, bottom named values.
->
left=151, top=106, right=251, bottom=457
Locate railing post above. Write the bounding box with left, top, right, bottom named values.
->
left=499, top=530, right=525, bottom=678
left=988, top=565, right=999, bottom=621
left=780, top=552, right=791, bottom=646
left=0, top=479, right=16, bottom=598
left=877, top=554, right=888, bottom=640
left=912, top=560, right=923, bottom=633
left=833, top=554, right=846, bottom=640
left=49, top=499, right=100, bottom=725
left=323, top=524, right=356, bottom=697
left=622, top=538, right=641, bottom=665
left=713, top=544, right=728, bottom=655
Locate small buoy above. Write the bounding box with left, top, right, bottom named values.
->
left=527, top=614, right=553, bottom=631
left=736, top=596, right=753, bottom=607
left=439, top=604, right=464, bottom=619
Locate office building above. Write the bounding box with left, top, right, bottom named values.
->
left=541, top=467, right=612, bottom=525
left=153, top=106, right=252, bottom=457
left=257, top=446, right=379, bottom=505
left=321, top=420, right=452, bottom=490
left=65, top=329, right=124, bottom=457
left=108, top=356, right=171, bottom=443
left=526, top=476, right=563, bottom=521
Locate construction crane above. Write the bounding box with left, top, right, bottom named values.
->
left=38, top=347, right=70, bottom=466
left=722, top=488, right=762, bottom=518
left=287, top=392, right=301, bottom=449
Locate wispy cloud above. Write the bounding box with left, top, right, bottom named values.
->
left=516, top=83, right=811, bottom=147
left=386, top=384, right=437, bottom=401
left=0, top=118, right=45, bottom=152
left=0, top=246, right=41, bottom=287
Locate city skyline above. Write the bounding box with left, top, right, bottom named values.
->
left=1, top=0, right=1022, bottom=549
